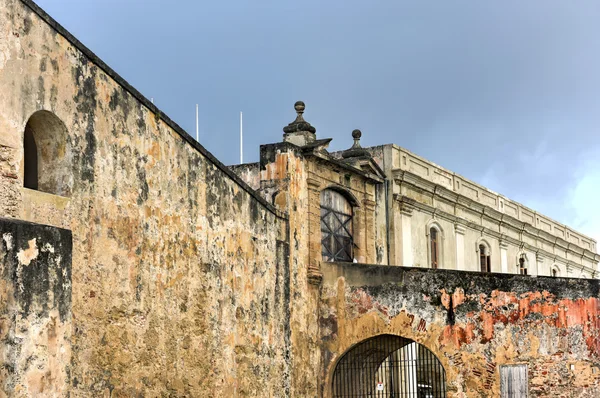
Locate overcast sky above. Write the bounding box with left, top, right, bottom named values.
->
left=36, top=0, right=600, bottom=243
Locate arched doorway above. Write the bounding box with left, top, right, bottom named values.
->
left=332, top=334, right=446, bottom=397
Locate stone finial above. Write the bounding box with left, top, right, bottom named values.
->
left=294, top=101, right=305, bottom=117
left=342, top=129, right=371, bottom=158
left=283, top=101, right=316, bottom=146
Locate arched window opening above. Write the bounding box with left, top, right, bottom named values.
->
left=430, top=227, right=439, bottom=269
left=519, top=255, right=528, bottom=276
left=332, top=334, right=446, bottom=397
left=23, top=126, right=38, bottom=190
left=552, top=267, right=558, bottom=277
left=321, top=189, right=353, bottom=262
left=479, top=244, right=491, bottom=273
left=22, top=111, right=72, bottom=197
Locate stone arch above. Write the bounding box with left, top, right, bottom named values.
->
left=330, top=334, right=446, bottom=397
left=322, top=184, right=360, bottom=207
left=476, top=237, right=492, bottom=256
left=22, top=110, right=72, bottom=197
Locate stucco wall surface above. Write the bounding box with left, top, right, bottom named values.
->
left=258, top=143, right=320, bottom=397
left=0, top=1, right=292, bottom=396
left=320, top=263, right=600, bottom=397
left=0, top=217, right=72, bottom=397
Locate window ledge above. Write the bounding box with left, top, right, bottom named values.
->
left=22, top=188, right=71, bottom=229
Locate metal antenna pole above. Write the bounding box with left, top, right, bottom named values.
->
left=240, top=111, right=243, bottom=164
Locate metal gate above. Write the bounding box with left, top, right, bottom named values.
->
left=332, top=334, right=446, bottom=398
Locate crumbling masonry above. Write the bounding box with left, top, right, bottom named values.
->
left=1, top=0, right=599, bottom=396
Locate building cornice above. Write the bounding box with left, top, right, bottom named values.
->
left=395, top=192, right=599, bottom=274
left=391, top=163, right=597, bottom=253
left=393, top=170, right=599, bottom=263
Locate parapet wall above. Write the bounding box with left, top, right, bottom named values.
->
left=320, top=263, right=600, bottom=397
left=0, top=217, right=72, bottom=397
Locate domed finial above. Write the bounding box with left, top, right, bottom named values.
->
left=294, top=101, right=305, bottom=115
left=283, top=100, right=316, bottom=142
left=342, top=128, right=370, bottom=159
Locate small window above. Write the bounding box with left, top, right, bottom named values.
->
left=321, top=189, right=353, bottom=262
left=479, top=244, right=491, bottom=273
left=519, top=256, right=527, bottom=276
left=430, top=227, right=439, bottom=269
left=22, top=110, right=72, bottom=196
left=500, top=364, right=528, bottom=397
left=552, top=268, right=558, bottom=277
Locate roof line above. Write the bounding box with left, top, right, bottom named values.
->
left=385, top=143, right=597, bottom=245
left=20, top=0, right=286, bottom=220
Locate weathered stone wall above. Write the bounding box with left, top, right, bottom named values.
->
left=0, top=217, right=72, bottom=397
left=4, top=0, right=600, bottom=396
left=229, top=162, right=261, bottom=191
left=258, top=143, right=320, bottom=396
left=0, top=0, right=292, bottom=396
left=320, top=263, right=600, bottom=397
left=257, top=139, right=387, bottom=396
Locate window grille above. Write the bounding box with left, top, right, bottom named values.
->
left=321, top=189, right=353, bottom=262
left=332, top=334, right=447, bottom=397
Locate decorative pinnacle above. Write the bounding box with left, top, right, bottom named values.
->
left=283, top=100, right=316, bottom=134
left=294, top=101, right=306, bottom=117
left=342, top=129, right=370, bottom=159
left=351, top=129, right=362, bottom=146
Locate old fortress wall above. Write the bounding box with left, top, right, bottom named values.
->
left=1, top=0, right=600, bottom=397
left=1, top=0, right=292, bottom=396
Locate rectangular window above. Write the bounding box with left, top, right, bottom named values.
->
left=500, top=364, right=528, bottom=398
left=430, top=228, right=438, bottom=269
left=480, top=252, right=489, bottom=272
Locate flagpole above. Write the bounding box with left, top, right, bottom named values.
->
left=195, top=104, right=199, bottom=142
left=240, top=111, right=243, bottom=164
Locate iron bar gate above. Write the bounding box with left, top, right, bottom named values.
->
left=332, top=334, right=446, bottom=397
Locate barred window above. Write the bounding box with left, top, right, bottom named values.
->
left=321, top=189, right=353, bottom=262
